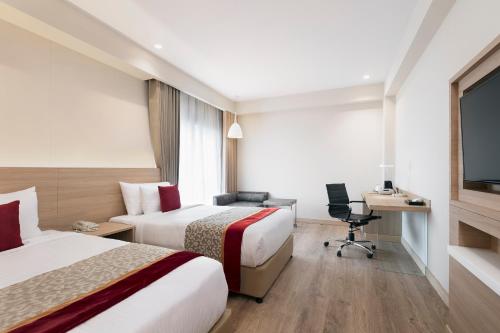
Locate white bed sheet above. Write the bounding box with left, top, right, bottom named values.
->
left=110, top=205, right=294, bottom=267
left=0, top=231, right=228, bottom=333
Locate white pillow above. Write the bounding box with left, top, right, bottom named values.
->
left=0, top=187, right=41, bottom=240
left=140, top=184, right=172, bottom=214
left=119, top=182, right=170, bottom=215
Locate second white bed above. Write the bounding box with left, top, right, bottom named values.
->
left=110, top=205, right=294, bottom=267
left=0, top=231, right=228, bottom=333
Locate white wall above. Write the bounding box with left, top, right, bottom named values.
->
left=394, top=0, right=500, bottom=291
left=0, top=1, right=235, bottom=112
left=0, top=20, right=156, bottom=167
left=381, top=97, right=396, bottom=180
left=238, top=107, right=383, bottom=220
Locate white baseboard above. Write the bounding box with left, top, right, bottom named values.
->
left=401, top=237, right=426, bottom=274
left=426, top=267, right=449, bottom=307
left=298, top=219, right=400, bottom=242
left=296, top=218, right=344, bottom=226
left=365, top=233, right=401, bottom=243
left=401, top=238, right=449, bottom=307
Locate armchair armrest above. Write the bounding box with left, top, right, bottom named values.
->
left=213, top=193, right=237, bottom=206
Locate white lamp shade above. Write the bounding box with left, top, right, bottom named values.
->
left=228, top=121, right=243, bottom=139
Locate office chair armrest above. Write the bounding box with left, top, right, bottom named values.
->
left=348, top=200, right=372, bottom=215
left=349, top=200, right=366, bottom=204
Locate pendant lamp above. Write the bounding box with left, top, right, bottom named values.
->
left=227, top=113, right=243, bottom=139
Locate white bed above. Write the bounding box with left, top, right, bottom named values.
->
left=0, top=230, right=228, bottom=333
left=110, top=205, right=294, bottom=267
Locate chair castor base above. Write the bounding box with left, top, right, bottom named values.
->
left=367, top=252, right=374, bottom=258
left=371, top=244, right=376, bottom=250
left=255, top=297, right=263, bottom=304
left=323, top=241, right=329, bottom=247
left=336, top=250, right=342, bottom=257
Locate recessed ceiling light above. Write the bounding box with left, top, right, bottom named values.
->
left=153, top=43, right=163, bottom=49
left=363, top=74, right=371, bottom=80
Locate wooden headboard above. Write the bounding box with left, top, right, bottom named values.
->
left=0, top=167, right=160, bottom=229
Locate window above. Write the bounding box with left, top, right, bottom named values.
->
left=178, top=92, right=223, bottom=204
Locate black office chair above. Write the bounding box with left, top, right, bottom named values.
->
left=323, top=183, right=381, bottom=258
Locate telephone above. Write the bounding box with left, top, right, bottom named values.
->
left=378, top=189, right=394, bottom=195
left=72, top=221, right=99, bottom=232
left=405, top=198, right=426, bottom=206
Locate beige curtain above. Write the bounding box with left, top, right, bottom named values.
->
left=223, top=111, right=238, bottom=192
left=148, top=79, right=180, bottom=184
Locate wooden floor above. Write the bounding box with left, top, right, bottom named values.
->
left=228, top=222, right=448, bottom=333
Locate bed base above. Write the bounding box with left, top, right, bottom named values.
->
left=209, top=308, right=232, bottom=333
left=238, top=234, right=294, bottom=302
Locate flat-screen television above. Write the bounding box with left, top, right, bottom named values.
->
left=460, top=66, right=500, bottom=192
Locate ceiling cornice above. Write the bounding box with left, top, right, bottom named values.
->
left=236, top=83, right=384, bottom=115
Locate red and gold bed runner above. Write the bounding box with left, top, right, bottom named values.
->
left=0, top=243, right=201, bottom=333
left=184, top=207, right=279, bottom=292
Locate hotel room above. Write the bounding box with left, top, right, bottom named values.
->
left=0, top=0, right=499, bottom=332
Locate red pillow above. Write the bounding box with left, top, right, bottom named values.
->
left=0, top=200, right=23, bottom=252
left=158, top=185, right=181, bottom=212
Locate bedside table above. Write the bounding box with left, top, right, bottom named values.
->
left=79, top=222, right=135, bottom=242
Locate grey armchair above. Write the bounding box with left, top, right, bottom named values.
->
left=213, top=191, right=269, bottom=207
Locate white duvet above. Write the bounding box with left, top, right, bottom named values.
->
left=0, top=231, right=228, bottom=333
left=110, top=205, right=294, bottom=267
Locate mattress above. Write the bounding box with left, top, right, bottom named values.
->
left=110, top=205, right=294, bottom=267
left=0, top=231, right=228, bottom=333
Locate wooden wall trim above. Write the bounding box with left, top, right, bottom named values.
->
left=449, top=258, right=500, bottom=333
left=449, top=36, right=500, bottom=332
left=0, top=167, right=160, bottom=229
left=449, top=35, right=500, bottom=83
left=450, top=37, right=500, bottom=211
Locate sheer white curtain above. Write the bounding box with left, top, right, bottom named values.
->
left=179, top=92, right=223, bottom=204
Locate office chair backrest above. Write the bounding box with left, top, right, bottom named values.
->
left=326, top=183, right=350, bottom=218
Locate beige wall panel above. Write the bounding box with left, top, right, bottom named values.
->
left=0, top=167, right=159, bottom=229
left=56, top=168, right=160, bottom=227
left=0, top=168, right=58, bottom=226
left=0, top=20, right=155, bottom=168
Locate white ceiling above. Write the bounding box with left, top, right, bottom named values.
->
left=68, top=0, right=416, bottom=101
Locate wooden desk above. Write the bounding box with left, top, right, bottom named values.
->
left=363, top=190, right=430, bottom=274
left=362, top=192, right=431, bottom=213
